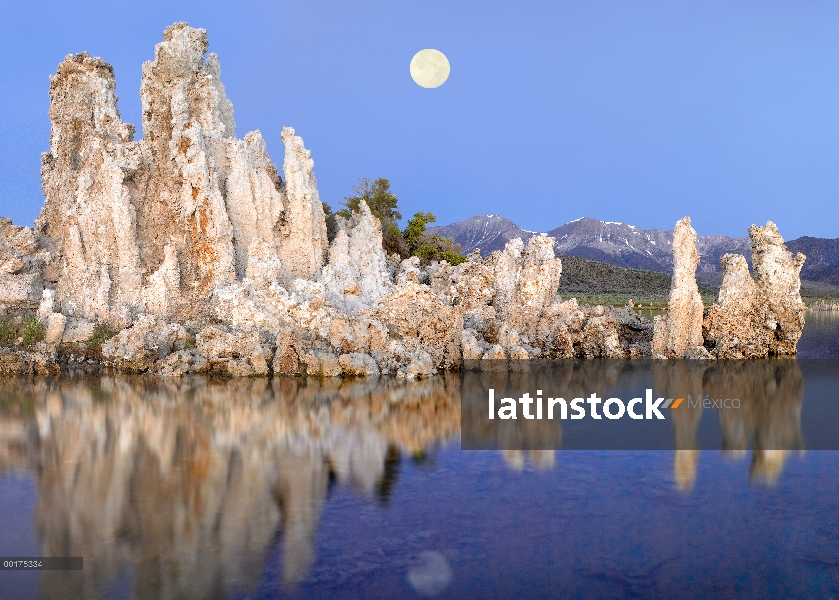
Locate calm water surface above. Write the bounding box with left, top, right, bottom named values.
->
left=0, top=311, right=838, bottom=599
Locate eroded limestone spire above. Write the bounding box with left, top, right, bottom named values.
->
left=278, top=127, right=329, bottom=282
left=652, top=217, right=706, bottom=359
left=36, top=23, right=327, bottom=323
left=320, top=199, right=390, bottom=311
left=703, top=221, right=806, bottom=357
left=749, top=221, right=806, bottom=355
left=137, top=22, right=238, bottom=299
left=36, top=52, right=142, bottom=323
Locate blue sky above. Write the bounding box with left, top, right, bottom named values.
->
left=1, top=0, right=838, bottom=239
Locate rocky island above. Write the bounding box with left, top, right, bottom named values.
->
left=0, top=23, right=808, bottom=377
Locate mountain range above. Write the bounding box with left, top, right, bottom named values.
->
left=428, top=215, right=839, bottom=286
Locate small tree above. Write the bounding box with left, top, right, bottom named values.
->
left=335, top=177, right=466, bottom=265
left=402, top=212, right=467, bottom=265
left=413, top=235, right=467, bottom=265
left=403, top=212, right=437, bottom=251
left=340, top=178, right=401, bottom=222
left=341, top=178, right=407, bottom=256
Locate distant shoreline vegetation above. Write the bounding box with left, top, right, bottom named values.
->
left=557, top=255, right=714, bottom=309
left=558, top=254, right=839, bottom=310
left=323, top=178, right=466, bottom=265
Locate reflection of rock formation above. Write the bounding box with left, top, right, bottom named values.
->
left=704, top=360, right=804, bottom=483
left=462, top=358, right=805, bottom=489
left=501, top=450, right=556, bottom=471
left=652, top=361, right=705, bottom=489
left=0, top=375, right=459, bottom=598
left=654, top=360, right=804, bottom=488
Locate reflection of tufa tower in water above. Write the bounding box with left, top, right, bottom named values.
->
left=659, top=360, right=804, bottom=489
left=0, top=375, right=459, bottom=597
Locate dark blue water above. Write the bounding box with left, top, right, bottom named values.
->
left=0, top=312, right=837, bottom=599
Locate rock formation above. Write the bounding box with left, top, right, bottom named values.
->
left=36, top=52, right=141, bottom=325
left=278, top=127, right=330, bottom=281
left=320, top=200, right=391, bottom=311
left=652, top=217, right=707, bottom=359
left=749, top=221, right=807, bottom=354
left=36, top=23, right=326, bottom=326
left=702, top=253, right=765, bottom=358
left=0, top=218, right=45, bottom=304
left=0, top=23, right=809, bottom=376
left=703, top=221, right=806, bottom=357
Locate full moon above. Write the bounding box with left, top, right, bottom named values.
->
left=410, top=49, right=450, bottom=88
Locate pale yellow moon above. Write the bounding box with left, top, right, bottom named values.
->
left=410, top=49, right=450, bottom=88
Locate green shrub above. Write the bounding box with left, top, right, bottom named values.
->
left=88, top=322, right=118, bottom=349
left=337, top=178, right=467, bottom=265
left=411, top=237, right=466, bottom=265
left=439, top=250, right=467, bottom=266
left=22, top=316, right=46, bottom=346
left=341, top=178, right=408, bottom=256
left=404, top=212, right=437, bottom=249
left=413, top=244, right=438, bottom=260
left=0, top=317, right=16, bottom=346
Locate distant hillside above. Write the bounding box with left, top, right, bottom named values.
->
left=428, top=215, right=534, bottom=255
left=557, top=255, right=839, bottom=308
left=787, top=237, right=839, bottom=286
left=557, top=255, right=717, bottom=308
left=557, top=255, right=672, bottom=296
left=431, top=214, right=839, bottom=285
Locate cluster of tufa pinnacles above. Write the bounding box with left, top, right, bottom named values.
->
left=0, top=23, right=807, bottom=376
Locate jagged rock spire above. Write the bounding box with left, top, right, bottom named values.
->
left=652, top=217, right=707, bottom=359
left=36, top=23, right=327, bottom=324
left=36, top=51, right=142, bottom=323
left=703, top=221, right=806, bottom=357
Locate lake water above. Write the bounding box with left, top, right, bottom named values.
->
left=1, top=311, right=838, bottom=599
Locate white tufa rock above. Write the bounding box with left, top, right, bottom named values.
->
left=44, top=313, right=67, bottom=346
left=703, top=222, right=806, bottom=357
left=0, top=23, right=808, bottom=375
left=37, top=289, right=56, bottom=322
left=245, top=238, right=282, bottom=291
left=652, top=217, right=707, bottom=359
left=36, top=23, right=327, bottom=324
left=144, top=244, right=181, bottom=315
left=278, top=127, right=329, bottom=283
left=320, top=200, right=391, bottom=311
